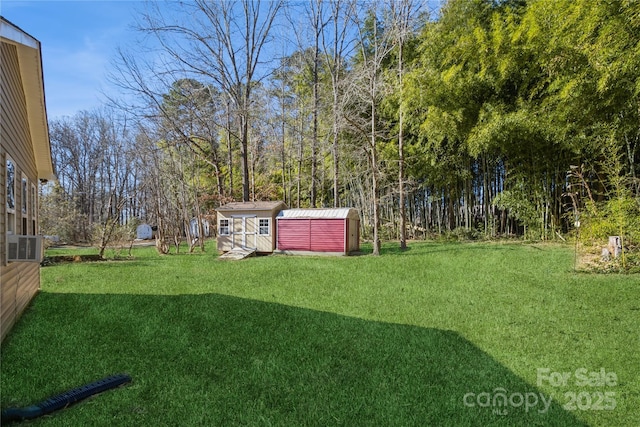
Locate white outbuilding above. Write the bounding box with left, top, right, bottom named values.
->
left=136, top=223, right=153, bottom=240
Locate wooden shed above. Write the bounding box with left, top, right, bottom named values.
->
left=1, top=18, right=55, bottom=341
left=216, top=201, right=286, bottom=254
left=276, top=208, right=360, bottom=256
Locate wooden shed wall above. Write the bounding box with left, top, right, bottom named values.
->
left=1, top=41, right=41, bottom=341
left=347, top=218, right=360, bottom=252
left=217, top=209, right=279, bottom=253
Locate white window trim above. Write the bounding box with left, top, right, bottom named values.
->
left=219, top=219, right=230, bottom=236
left=21, top=174, right=28, bottom=216
left=31, top=182, right=37, bottom=234
left=6, top=156, right=16, bottom=235
left=258, top=218, right=270, bottom=236
left=21, top=174, right=28, bottom=236
left=6, top=157, right=16, bottom=214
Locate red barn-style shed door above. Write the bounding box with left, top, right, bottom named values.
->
left=277, top=219, right=311, bottom=250
left=277, top=219, right=345, bottom=252
left=310, top=219, right=344, bottom=252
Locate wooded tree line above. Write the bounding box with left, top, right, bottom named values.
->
left=42, top=0, right=640, bottom=255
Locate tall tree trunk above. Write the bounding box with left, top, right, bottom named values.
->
left=281, top=80, right=287, bottom=205
left=226, top=99, right=234, bottom=198
left=371, top=100, right=381, bottom=256
left=332, top=92, right=340, bottom=207
left=310, top=3, right=321, bottom=208
left=297, top=128, right=303, bottom=208
left=240, top=113, right=250, bottom=202
left=398, top=40, right=407, bottom=250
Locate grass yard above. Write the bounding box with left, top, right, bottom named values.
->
left=1, top=241, right=638, bottom=426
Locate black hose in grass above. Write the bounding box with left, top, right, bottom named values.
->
left=1, top=374, right=131, bottom=423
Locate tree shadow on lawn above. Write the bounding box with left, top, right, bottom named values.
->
left=355, top=242, right=523, bottom=257
left=1, top=293, right=586, bottom=426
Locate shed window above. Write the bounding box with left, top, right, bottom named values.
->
left=259, top=218, right=270, bottom=235
left=219, top=219, right=230, bottom=236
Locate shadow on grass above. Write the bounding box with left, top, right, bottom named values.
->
left=1, top=293, right=586, bottom=426
left=357, top=241, right=521, bottom=257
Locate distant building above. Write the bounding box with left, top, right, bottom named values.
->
left=136, top=223, right=153, bottom=240
left=189, top=217, right=210, bottom=239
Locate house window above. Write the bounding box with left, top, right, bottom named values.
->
left=6, top=158, right=16, bottom=234
left=21, top=175, right=28, bottom=235
left=31, top=183, right=37, bottom=234
left=21, top=175, right=28, bottom=215
left=219, top=219, right=230, bottom=236
left=259, top=218, right=270, bottom=236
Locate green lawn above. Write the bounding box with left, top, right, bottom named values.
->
left=1, top=241, right=638, bottom=426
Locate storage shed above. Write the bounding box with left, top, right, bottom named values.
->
left=189, top=217, right=210, bottom=239
left=276, top=208, right=360, bottom=255
left=136, top=223, right=153, bottom=240
left=216, top=201, right=286, bottom=253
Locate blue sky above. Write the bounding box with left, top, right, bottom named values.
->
left=1, top=1, right=142, bottom=120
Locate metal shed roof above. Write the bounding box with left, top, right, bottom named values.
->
left=277, top=208, right=359, bottom=220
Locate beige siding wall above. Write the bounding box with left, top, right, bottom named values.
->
left=348, top=218, right=360, bottom=253
left=1, top=263, right=39, bottom=339
left=1, top=41, right=41, bottom=341
left=1, top=43, right=36, bottom=179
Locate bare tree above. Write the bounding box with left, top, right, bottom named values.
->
left=48, top=109, right=139, bottom=250
left=321, top=0, right=357, bottom=207
left=134, top=124, right=186, bottom=255
left=388, top=0, right=426, bottom=250
left=285, top=1, right=327, bottom=207
left=309, top=0, right=323, bottom=208
left=49, top=112, right=103, bottom=241
left=133, top=0, right=283, bottom=202
left=108, top=0, right=284, bottom=203
left=347, top=1, right=395, bottom=256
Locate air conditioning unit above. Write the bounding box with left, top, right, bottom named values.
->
left=7, top=234, right=43, bottom=263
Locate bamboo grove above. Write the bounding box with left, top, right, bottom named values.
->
left=43, top=0, right=640, bottom=255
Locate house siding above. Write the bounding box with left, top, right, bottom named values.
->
left=1, top=43, right=35, bottom=174
left=1, top=40, right=41, bottom=341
